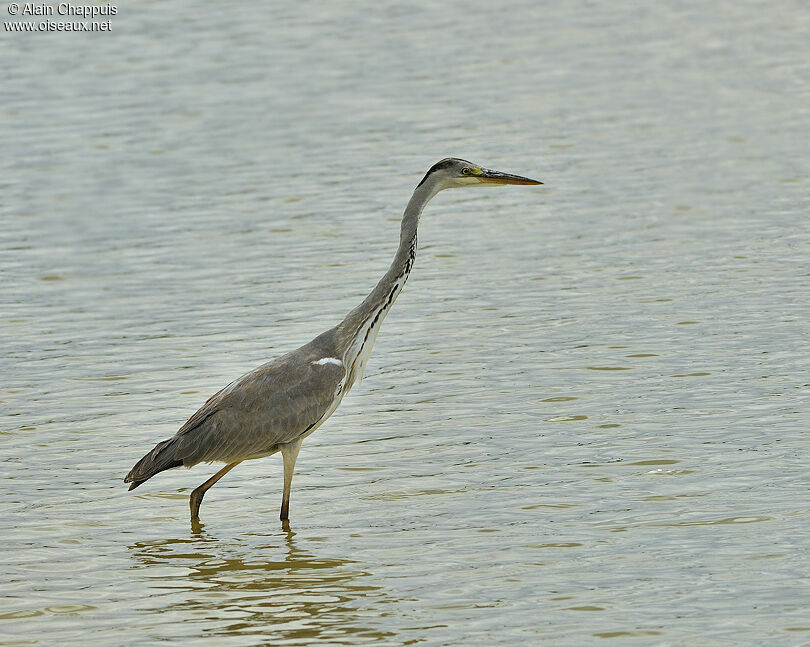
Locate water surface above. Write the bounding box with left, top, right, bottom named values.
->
left=2, top=1, right=809, bottom=645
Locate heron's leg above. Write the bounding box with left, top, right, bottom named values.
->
left=189, top=461, right=242, bottom=520
left=279, top=438, right=303, bottom=521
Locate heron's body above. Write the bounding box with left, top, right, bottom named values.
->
left=124, top=158, right=541, bottom=523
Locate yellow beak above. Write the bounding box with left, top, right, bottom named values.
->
left=480, top=168, right=543, bottom=185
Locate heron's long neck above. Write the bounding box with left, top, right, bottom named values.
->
left=338, top=178, right=441, bottom=384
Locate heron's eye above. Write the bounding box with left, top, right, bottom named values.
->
left=461, top=167, right=472, bottom=175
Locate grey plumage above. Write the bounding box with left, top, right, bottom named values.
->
left=126, top=329, right=345, bottom=488
left=124, top=158, right=541, bottom=523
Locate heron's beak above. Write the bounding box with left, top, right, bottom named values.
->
left=480, top=168, right=543, bottom=186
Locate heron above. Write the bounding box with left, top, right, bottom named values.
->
left=124, top=158, right=542, bottom=523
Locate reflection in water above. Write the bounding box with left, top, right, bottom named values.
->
left=129, top=527, right=394, bottom=643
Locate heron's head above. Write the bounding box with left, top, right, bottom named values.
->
left=417, top=158, right=542, bottom=192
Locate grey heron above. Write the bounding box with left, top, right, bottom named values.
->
left=124, top=158, right=542, bottom=523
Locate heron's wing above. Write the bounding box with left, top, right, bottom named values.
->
left=172, top=349, right=346, bottom=465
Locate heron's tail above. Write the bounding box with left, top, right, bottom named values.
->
left=124, top=437, right=184, bottom=491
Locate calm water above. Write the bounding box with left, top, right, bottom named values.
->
left=2, top=1, right=809, bottom=645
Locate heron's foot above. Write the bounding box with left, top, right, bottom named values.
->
left=190, top=516, right=204, bottom=534
left=189, top=488, right=205, bottom=520
left=187, top=461, right=242, bottom=523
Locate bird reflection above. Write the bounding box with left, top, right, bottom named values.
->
left=128, top=526, right=394, bottom=642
